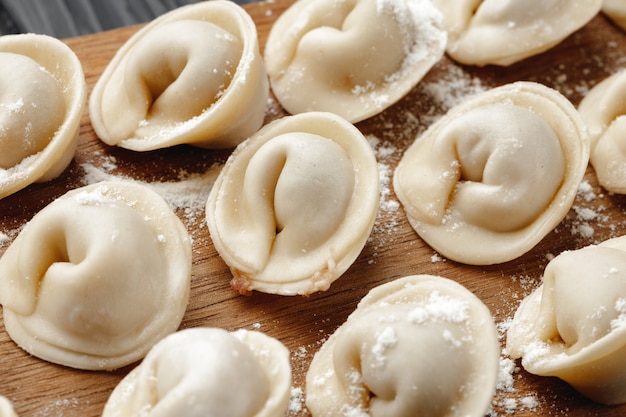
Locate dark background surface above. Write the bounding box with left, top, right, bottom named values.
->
left=0, top=0, right=253, bottom=38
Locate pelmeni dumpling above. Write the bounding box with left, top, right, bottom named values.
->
left=102, top=327, right=291, bottom=417
left=432, top=0, right=601, bottom=66
left=0, top=396, right=18, bottom=417
left=0, top=181, right=192, bottom=370
left=206, top=112, right=379, bottom=296
left=394, top=81, right=589, bottom=265
left=578, top=69, right=626, bottom=194
left=306, top=275, right=500, bottom=417
left=264, top=0, right=447, bottom=123
left=603, top=0, right=626, bottom=31
left=506, top=235, right=626, bottom=405
left=89, top=0, right=268, bottom=151
left=0, top=34, right=86, bottom=199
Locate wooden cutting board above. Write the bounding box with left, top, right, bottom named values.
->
left=2, top=0, right=626, bottom=415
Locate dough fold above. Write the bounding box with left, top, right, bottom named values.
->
left=0, top=181, right=192, bottom=370
left=264, top=0, right=446, bottom=123
left=306, top=275, right=500, bottom=417
left=507, top=235, right=626, bottom=405
left=89, top=0, right=268, bottom=151
left=394, top=81, right=589, bottom=265
left=432, top=0, right=601, bottom=66
left=0, top=34, right=86, bottom=199
left=102, top=328, right=291, bottom=417
left=578, top=69, right=626, bottom=194
left=206, top=112, right=379, bottom=295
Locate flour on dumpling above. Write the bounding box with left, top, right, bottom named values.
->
left=0, top=34, right=86, bottom=199
left=432, top=0, right=601, bottom=66
left=306, top=275, right=500, bottom=417
left=394, top=81, right=589, bottom=265
left=507, top=235, right=626, bottom=405
left=0, top=181, right=192, bottom=370
left=264, top=0, right=446, bottom=123
left=206, top=112, right=379, bottom=296
left=102, top=328, right=291, bottom=417
left=89, top=0, right=268, bottom=151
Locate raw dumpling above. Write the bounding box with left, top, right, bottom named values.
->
left=432, top=0, right=601, bottom=66
left=603, top=0, right=626, bottom=30
left=206, top=112, right=379, bottom=296
left=394, top=81, right=589, bottom=265
left=306, top=275, right=500, bottom=417
left=578, top=69, right=626, bottom=194
left=89, top=0, right=268, bottom=151
left=102, top=327, right=291, bottom=417
left=506, top=235, right=626, bottom=405
left=264, top=0, right=447, bottom=123
left=0, top=181, right=192, bottom=370
left=0, top=396, right=18, bottom=417
left=0, top=34, right=86, bottom=199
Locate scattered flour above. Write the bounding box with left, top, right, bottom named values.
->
left=519, top=395, right=540, bottom=410
left=32, top=398, right=80, bottom=417
left=0, top=231, right=10, bottom=245
left=289, top=387, right=304, bottom=414
left=611, top=298, right=626, bottom=330
left=80, top=162, right=221, bottom=223
left=486, top=316, right=542, bottom=416
left=420, top=63, right=487, bottom=118
left=1, top=19, right=621, bottom=417
left=371, top=326, right=398, bottom=367
left=577, top=180, right=597, bottom=202
left=408, top=291, right=469, bottom=325
left=366, top=134, right=402, bottom=261
left=377, top=163, right=400, bottom=214
left=487, top=353, right=541, bottom=416
left=497, top=357, right=517, bottom=393
left=430, top=252, right=445, bottom=263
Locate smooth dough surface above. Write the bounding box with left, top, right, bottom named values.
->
left=206, top=112, right=379, bottom=296
left=394, top=81, right=589, bottom=265
left=0, top=53, right=65, bottom=169
left=506, top=235, right=626, bottom=405
left=306, top=275, right=500, bottom=417
left=102, top=327, right=291, bottom=417
left=603, top=0, right=626, bottom=31
left=0, top=34, right=86, bottom=199
left=0, top=181, right=192, bottom=370
left=432, top=0, right=601, bottom=66
left=0, top=397, right=18, bottom=417
left=89, top=0, right=268, bottom=151
left=578, top=69, right=626, bottom=194
left=264, top=0, right=447, bottom=123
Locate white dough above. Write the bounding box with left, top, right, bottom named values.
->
left=0, top=396, right=18, bottom=417
left=206, top=112, right=379, bottom=296
left=0, top=53, right=64, bottom=169
left=507, top=235, right=626, bottom=405
left=0, top=34, right=86, bottom=199
left=603, top=0, right=626, bottom=31
left=102, top=328, right=291, bottom=417
left=264, top=0, right=447, bottom=123
left=432, top=0, right=602, bottom=66
left=394, top=81, right=589, bottom=265
left=0, top=181, right=192, bottom=370
left=578, top=69, right=626, bottom=194
left=306, top=275, right=500, bottom=417
left=89, top=0, right=268, bottom=151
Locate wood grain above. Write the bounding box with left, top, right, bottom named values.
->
left=2, top=0, right=626, bottom=415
